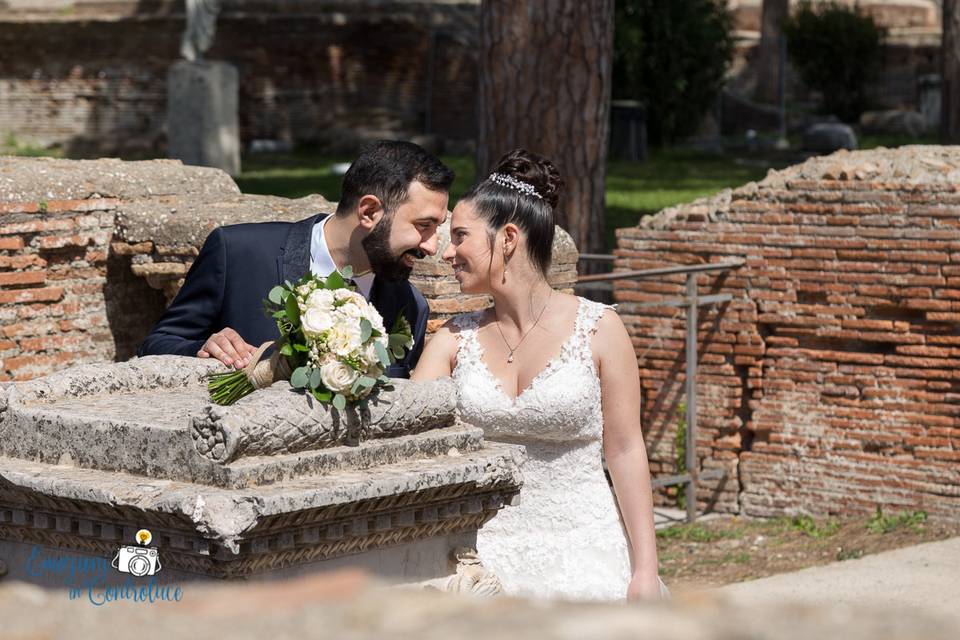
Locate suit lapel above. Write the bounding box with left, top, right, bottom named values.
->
left=369, top=276, right=396, bottom=326
left=280, top=213, right=327, bottom=284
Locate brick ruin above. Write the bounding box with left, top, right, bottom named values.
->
left=0, top=0, right=479, bottom=156
left=617, top=146, right=960, bottom=523
left=0, top=156, right=578, bottom=381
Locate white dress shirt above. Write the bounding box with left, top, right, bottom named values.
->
left=309, top=216, right=375, bottom=300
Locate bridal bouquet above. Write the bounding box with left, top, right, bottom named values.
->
left=208, top=268, right=414, bottom=409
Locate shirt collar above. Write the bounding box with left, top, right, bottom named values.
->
left=310, top=216, right=375, bottom=300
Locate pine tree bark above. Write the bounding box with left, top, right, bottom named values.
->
left=477, top=0, right=614, bottom=256
left=943, top=0, right=960, bottom=142
left=754, top=0, right=790, bottom=104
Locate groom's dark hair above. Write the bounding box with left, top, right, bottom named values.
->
left=336, top=140, right=454, bottom=216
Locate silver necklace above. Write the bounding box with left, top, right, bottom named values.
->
left=494, top=290, right=553, bottom=364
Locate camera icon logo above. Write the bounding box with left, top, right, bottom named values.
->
left=112, top=528, right=162, bottom=577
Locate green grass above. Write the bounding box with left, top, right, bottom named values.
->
left=1, top=133, right=59, bottom=158
left=605, top=151, right=772, bottom=246
left=656, top=521, right=744, bottom=542
left=788, top=515, right=841, bottom=539
left=866, top=507, right=927, bottom=535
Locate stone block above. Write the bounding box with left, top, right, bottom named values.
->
left=0, top=355, right=524, bottom=584
left=167, top=60, right=241, bottom=176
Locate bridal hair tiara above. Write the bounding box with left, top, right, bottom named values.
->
left=488, top=173, right=543, bottom=199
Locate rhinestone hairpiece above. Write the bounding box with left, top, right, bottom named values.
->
left=489, top=172, right=542, bottom=199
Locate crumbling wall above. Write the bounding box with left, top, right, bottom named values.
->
left=616, top=146, right=960, bottom=522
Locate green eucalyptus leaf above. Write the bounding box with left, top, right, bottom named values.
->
left=341, top=265, right=353, bottom=279
left=312, top=388, right=332, bottom=402
left=374, top=341, right=391, bottom=367
left=332, top=393, right=347, bottom=411
left=279, top=343, right=293, bottom=357
left=293, top=343, right=309, bottom=352
left=290, top=366, right=310, bottom=389
left=360, top=318, right=372, bottom=343
left=268, top=286, right=285, bottom=305
left=309, top=368, right=323, bottom=389
left=358, top=376, right=376, bottom=388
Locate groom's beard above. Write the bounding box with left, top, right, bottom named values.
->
left=362, top=214, right=424, bottom=282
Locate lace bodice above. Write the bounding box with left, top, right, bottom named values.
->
left=451, top=297, right=633, bottom=602
left=452, top=297, right=609, bottom=443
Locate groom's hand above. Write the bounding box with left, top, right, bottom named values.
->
left=197, top=327, right=257, bottom=369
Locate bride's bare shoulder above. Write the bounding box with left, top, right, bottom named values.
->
left=587, top=301, right=631, bottom=353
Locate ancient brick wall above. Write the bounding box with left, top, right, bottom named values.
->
left=0, top=1, right=479, bottom=156
left=0, top=156, right=577, bottom=381
left=616, top=146, right=960, bottom=522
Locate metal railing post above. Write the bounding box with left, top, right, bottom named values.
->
left=575, top=258, right=742, bottom=523
left=685, top=273, right=698, bottom=523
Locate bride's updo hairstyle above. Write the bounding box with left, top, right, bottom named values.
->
left=461, top=149, right=563, bottom=277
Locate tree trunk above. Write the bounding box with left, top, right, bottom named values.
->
left=754, top=0, right=790, bottom=104
left=477, top=0, right=614, bottom=256
left=943, top=0, right=960, bottom=142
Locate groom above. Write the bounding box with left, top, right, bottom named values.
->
left=138, top=140, right=454, bottom=378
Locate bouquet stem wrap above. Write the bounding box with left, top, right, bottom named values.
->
left=244, top=341, right=293, bottom=389
left=208, top=341, right=292, bottom=405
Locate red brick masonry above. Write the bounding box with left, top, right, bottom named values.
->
left=616, top=147, right=960, bottom=522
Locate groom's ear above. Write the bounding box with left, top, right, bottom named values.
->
left=356, top=195, right=385, bottom=230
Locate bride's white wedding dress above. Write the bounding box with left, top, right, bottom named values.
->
left=452, top=297, right=633, bottom=601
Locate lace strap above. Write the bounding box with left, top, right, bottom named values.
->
left=571, top=298, right=614, bottom=360
left=450, top=311, right=481, bottom=335
left=450, top=311, right=483, bottom=363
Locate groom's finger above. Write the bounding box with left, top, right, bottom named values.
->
left=202, top=338, right=237, bottom=367
left=205, top=332, right=243, bottom=367
left=223, top=329, right=258, bottom=368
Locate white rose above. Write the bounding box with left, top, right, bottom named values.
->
left=327, top=321, right=363, bottom=357
left=334, top=288, right=364, bottom=305
left=301, top=290, right=336, bottom=336
left=339, top=300, right=364, bottom=319
left=320, top=359, right=360, bottom=393
left=302, top=308, right=334, bottom=337
left=370, top=311, right=386, bottom=335
left=363, top=340, right=382, bottom=367
left=305, top=288, right=334, bottom=311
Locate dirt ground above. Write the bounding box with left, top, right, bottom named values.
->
left=656, top=509, right=960, bottom=592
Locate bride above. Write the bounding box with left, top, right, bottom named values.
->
left=412, top=149, right=664, bottom=602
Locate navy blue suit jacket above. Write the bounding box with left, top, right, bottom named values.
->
left=137, top=214, right=429, bottom=378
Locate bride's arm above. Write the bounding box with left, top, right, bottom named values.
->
left=594, top=310, right=661, bottom=601
left=410, top=323, right=458, bottom=381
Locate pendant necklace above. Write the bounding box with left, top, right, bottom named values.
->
left=495, top=290, right=553, bottom=364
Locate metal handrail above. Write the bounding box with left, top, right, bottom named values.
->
left=576, top=255, right=745, bottom=522
left=577, top=259, right=745, bottom=283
